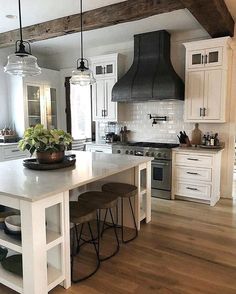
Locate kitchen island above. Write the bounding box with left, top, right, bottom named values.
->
left=0, top=151, right=152, bottom=294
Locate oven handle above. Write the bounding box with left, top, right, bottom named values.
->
left=152, top=162, right=170, bottom=166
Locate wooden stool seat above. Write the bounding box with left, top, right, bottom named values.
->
left=102, top=182, right=138, bottom=244
left=70, top=200, right=96, bottom=225
left=79, top=191, right=118, bottom=209
left=102, top=182, right=137, bottom=198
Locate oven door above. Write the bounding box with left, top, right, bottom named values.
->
left=151, top=160, right=171, bottom=191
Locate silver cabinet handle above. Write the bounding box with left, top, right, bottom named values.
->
left=95, top=150, right=103, bottom=153
left=187, top=158, right=199, bottom=161
left=187, top=187, right=199, bottom=191
left=11, top=149, right=20, bottom=153
left=187, top=172, right=199, bottom=175
left=203, top=108, right=206, bottom=117
left=200, top=108, right=203, bottom=117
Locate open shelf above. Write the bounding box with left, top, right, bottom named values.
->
left=0, top=230, right=22, bottom=253
left=0, top=263, right=23, bottom=294
left=0, top=263, right=63, bottom=294
left=0, top=229, right=62, bottom=253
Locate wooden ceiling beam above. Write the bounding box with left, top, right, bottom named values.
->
left=179, top=0, right=234, bottom=38
left=0, top=0, right=184, bottom=48
left=0, top=0, right=234, bottom=49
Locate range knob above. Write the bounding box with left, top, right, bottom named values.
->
left=151, top=152, right=155, bottom=157
left=145, top=152, right=149, bottom=157
left=163, top=153, right=167, bottom=159
left=157, top=153, right=162, bottom=157
left=117, top=150, right=121, bottom=154
left=125, top=150, right=129, bottom=154
left=130, top=150, right=134, bottom=155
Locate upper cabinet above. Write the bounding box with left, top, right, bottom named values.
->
left=90, top=53, right=124, bottom=122
left=7, top=68, right=60, bottom=137
left=184, top=37, right=232, bottom=123
left=92, top=59, right=116, bottom=78
left=187, top=47, right=223, bottom=69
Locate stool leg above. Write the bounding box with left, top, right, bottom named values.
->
left=101, top=208, right=108, bottom=237
left=121, top=196, right=138, bottom=244
left=99, top=206, right=120, bottom=262
left=71, top=221, right=100, bottom=283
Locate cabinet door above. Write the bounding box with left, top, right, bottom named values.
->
left=93, top=61, right=116, bottom=78
left=26, top=84, right=43, bottom=127
left=205, top=47, right=223, bottom=68
left=92, top=80, right=105, bottom=120
left=185, top=71, right=204, bottom=121
left=187, top=50, right=205, bottom=69
left=203, top=69, right=223, bottom=121
left=45, top=87, right=57, bottom=129
left=104, top=78, right=117, bottom=121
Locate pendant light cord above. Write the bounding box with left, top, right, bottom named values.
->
left=80, top=0, right=84, bottom=61
left=18, top=0, right=23, bottom=42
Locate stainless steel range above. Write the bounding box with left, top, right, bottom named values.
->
left=112, top=142, right=179, bottom=199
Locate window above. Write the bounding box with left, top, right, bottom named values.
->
left=70, top=85, right=91, bottom=140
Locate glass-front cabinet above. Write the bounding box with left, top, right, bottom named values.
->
left=187, top=47, right=223, bottom=69
left=26, top=84, right=57, bottom=129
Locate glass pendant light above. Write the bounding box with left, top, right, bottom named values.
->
left=4, top=0, right=41, bottom=77
left=70, top=0, right=95, bottom=86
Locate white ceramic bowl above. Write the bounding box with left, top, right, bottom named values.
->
left=4, top=215, right=21, bottom=232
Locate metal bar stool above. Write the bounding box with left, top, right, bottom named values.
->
left=102, top=182, right=138, bottom=243
left=70, top=200, right=100, bottom=283
left=78, top=191, right=120, bottom=261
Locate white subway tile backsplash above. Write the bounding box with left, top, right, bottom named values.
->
left=96, top=101, right=226, bottom=144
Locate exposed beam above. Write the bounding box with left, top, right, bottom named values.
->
left=0, top=0, right=234, bottom=49
left=179, top=0, right=234, bottom=37
left=0, top=0, right=184, bottom=48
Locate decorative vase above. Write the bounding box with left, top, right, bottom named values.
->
left=36, top=150, right=65, bottom=164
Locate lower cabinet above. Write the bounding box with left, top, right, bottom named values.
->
left=0, top=144, right=28, bottom=162
left=172, top=148, right=223, bottom=206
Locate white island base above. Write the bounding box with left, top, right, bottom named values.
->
left=0, top=151, right=152, bottom=294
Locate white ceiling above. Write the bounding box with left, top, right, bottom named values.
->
left=0, top=0, right=126, bottom=33
left=32, top=9, right=204, bottom=55
left=0, top=0, right=235, bottom=57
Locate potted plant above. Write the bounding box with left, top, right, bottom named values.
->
left=18, top=124, right=72, bottom=164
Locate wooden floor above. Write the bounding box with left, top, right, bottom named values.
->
left=1, top=198, right=236, bottom=294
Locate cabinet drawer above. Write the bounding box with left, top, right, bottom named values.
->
left=175, top=181, right=211, bottom=200
left=3, top=146, right=26, bottom=159
left=175, top=153, right=213, bottom=167
left=175, top=166, right=212, bottom=182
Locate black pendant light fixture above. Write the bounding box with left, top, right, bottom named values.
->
left=4, top=0, right=41, bottom=77
left=70, top=0, right=95, bottom=86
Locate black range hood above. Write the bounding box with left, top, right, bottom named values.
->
left=112, top=30, right=184, bottom=102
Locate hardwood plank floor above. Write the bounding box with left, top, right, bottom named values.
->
left=0, top=198, right=236, bottom=294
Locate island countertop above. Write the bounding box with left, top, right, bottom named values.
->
left=0, top=151, right=152, bottom=202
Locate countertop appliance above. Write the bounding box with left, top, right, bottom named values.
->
left=112, top=142, right=179, bottom=199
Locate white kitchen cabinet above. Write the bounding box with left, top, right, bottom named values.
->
left=184, top=37, right=232, bottom=123
left=91, top=53, right=124, bottom=122
left=187, top=47, right=223, bottom=69
left=8, top=68, right=60, bottom=137
left=0, top=143, right=28, bottom=162
left=25, top=83, right=58, bottom=129
left=172, top=148, right=223, bottom=206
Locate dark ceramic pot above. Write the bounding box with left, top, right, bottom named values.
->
left=36, top=151, right=65, bottom=164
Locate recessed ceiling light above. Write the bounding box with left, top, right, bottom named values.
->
left=6, top=15, right=17, bottom=19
